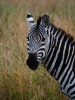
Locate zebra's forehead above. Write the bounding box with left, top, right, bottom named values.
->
left=28, top=24, right=46, bottom=37
left=28, top=25, right=37, bottom=34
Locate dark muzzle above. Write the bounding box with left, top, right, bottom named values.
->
left=26, top=53, right=39, bottom=70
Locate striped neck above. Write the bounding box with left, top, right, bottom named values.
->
left=43, top=23, right=75, bottom=78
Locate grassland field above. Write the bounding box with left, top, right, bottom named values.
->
left=0, top=0, right=75, bottom=100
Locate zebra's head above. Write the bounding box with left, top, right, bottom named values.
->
left=26, top=13, right=50, bottom=70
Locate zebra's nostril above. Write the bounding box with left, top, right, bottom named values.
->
left=28, top=53, right=37, bottom=59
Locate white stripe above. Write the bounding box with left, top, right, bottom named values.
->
left=54, top=30, right=59, bottom=37
left=55, top=30, right=62, bottom=38
left=55, top=38, right=69, bottom=79
left=68, top=81, right=75, bottom=96
left=27, top=18, right=35, bottom=27
left=62, top=57, right=74, bottom=88
left=69, top=72, right=74, bottom=84
left=58, top=46, right=74, bottom=84
left=27, top=17, right=34, bottom=22
left=66, top=46, right=71, bottom=64
left=48, top=35, right=65, bottom=73
left=62, top=67, right=72, bottom=87
left=51, top=28, right=54, bottom=34
left=45, top=45, right=55, bottom=68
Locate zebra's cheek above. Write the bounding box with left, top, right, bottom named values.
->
left=26, top=55, right=39, bottom=70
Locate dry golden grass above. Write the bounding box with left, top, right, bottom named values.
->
left=0, top=0, right=75, bottom=100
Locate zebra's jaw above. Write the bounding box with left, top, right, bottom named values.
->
left=26, top=53, right=39, bottom=70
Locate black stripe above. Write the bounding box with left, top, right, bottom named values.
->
left=27, top=14, right=32, bottom=18
left=55, top=29, right=61, bottom=37
left=53, top=26, right=58, bottom=35
left=45, top=31, right=63, bottom=71
left=54, top=35, right=68, bottom=79
left=57, top=43, right=73, bottom=80
left=71, top=96, right=75, bottom=99
left=51, top=35, right=68, bottom=76
left=60, top=66, right=71, bottom=86
left=71, top=41, right=75, bottom=46
left=29, top=21, right=34, bottom=23
left=47, top=45, right=58, bottom=71
left=65, top=47, right=73, bottom=65
left=50, top=25, right=54, bottom=32
left=57, top=51, right=73, bottom=81
left=44, top=35, right=54, bottom=65
left=44, top=40, right=56, bottom=70
left=72, top=58, right=75, bottom=77
left=71, top=91, right=75, bottom=96
left=50, top=23, right=60, bottom=36
left=63, top=71, right=72, bottom=88
left=67, top=84, right=75, bottom=93
left=70, top=76, right=75, bottom=84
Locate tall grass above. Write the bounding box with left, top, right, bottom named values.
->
left=0, top=0, right=75, bottom=99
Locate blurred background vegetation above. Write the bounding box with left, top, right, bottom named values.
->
left=0, top=0, right=75, bottom=99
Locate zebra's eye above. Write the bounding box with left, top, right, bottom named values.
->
left=42, top=37, right=46, bottom=41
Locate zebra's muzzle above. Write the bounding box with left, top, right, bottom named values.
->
left=26, top=53, right=39, bottom=70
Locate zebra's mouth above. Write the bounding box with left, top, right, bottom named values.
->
left=26, top=53, right=39, bottom=70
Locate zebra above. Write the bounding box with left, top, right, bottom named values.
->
left=26, top=13, right=75, bottom=100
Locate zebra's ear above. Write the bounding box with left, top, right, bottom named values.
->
left=27, top=13, right=36, bottom=27
left=40, top=14, right=50, bottom=27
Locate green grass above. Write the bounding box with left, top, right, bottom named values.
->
left=0, top=0, right=75, bottom=100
